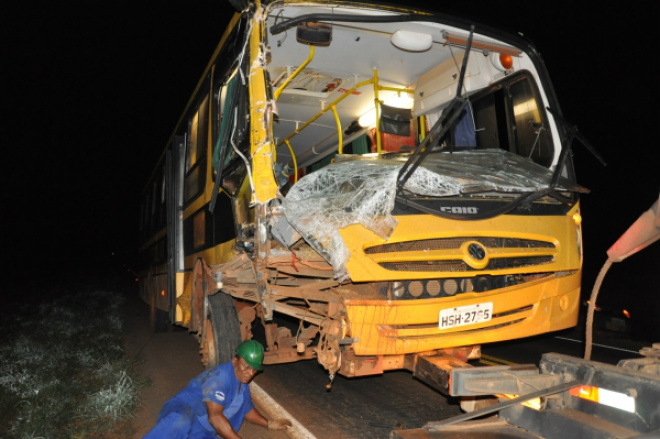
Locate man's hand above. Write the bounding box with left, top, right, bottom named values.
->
left=268, top=418, right=292, bottom=430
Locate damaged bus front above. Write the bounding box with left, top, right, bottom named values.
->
left=139, top=0, right=593, bottom=400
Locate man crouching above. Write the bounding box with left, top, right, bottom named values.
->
left=143, top=340, right=291, bottom=439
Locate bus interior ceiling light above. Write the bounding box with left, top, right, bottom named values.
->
left=358, top=92, right=414, bottom=128
left=358, top=111, right=376, bottom=129
left=391, top=30, right=433, bottom=52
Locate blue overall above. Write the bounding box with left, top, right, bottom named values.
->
left=143, top=361, right=254, bottom=439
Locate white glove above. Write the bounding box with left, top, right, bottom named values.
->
left=268, top=418, right=292, bottom=430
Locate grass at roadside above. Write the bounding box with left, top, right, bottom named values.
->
left=0, top=287, right=145, bottom=438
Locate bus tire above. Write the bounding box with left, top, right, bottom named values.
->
left=203, top=292, right=241, bottom=368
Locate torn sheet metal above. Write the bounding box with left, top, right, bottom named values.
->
left=282, top=149, right=587, bottom=280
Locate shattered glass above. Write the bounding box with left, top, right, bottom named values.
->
left=282, top=159, right=399, bottom=281
left=281, top=149, right=587, bottom=280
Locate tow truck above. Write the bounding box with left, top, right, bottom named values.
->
left=393, top=195, right=660, bottom=439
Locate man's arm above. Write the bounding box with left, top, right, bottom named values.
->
left=244, top=407, right=269, bottom=428
left=206, top=401, right=242, bottom=439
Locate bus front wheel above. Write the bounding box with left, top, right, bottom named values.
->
left=201, top=293, right=241, bottom=368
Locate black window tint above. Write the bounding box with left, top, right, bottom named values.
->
left=184, top=94, right=209, bottom=203
left=469, top=72, right=554, bottom=167
left=509, top=78, right=553, bottom=167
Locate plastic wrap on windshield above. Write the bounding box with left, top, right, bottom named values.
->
left=282, top=149, right=586, bottom=280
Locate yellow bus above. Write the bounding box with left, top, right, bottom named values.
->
left=139, top=0, right=588, bottom=399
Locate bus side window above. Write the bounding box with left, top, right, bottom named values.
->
left=184, top=94, right=209, bottom=203
left=470, top=72, right=553, bottom=167
left=213, top=84, right=226, bottom=164
left=158, top=165, right=166, bottom=230
left=211, top=73, right=250, bottom=196
left=212, top=75, right=238, bottom=180
left=508, top=77, right=553, bottom=167
left=472, top=91, right=507, bottom=150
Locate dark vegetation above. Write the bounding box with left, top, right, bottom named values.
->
left=0, top=262, right=145, bottom=439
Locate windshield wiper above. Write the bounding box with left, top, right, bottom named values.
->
left=396, top=26, right=475, bottom=192
left=395, top=109, right=601, bottom=220
left=546, top=106, right=606, bottom=189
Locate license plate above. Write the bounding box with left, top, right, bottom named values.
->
left=439, top=302, right=493, bottom=329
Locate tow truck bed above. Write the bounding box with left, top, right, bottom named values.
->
left=392, top=348, right=660, bottom=439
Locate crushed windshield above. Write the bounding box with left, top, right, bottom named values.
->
left=282, top=150, right=587, bottom=279
left=400, top=149, right=587, bottom=196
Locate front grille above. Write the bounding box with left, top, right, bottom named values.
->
left=366, top=237, right=556, bottom=273
left=381, top=261, right=468, bottom=272
left=381, top=256, right=553, bottom=272
left=365, top=237, right=554, bottom=254
left=487, top=256, right=554, bottom=269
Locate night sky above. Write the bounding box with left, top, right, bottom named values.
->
left=2, top=2, right=658, bottom=332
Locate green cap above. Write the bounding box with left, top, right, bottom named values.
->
left=236, top=340, right=264, bottom=371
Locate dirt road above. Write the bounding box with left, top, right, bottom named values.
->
left=122, top=292, right=292, bottom=439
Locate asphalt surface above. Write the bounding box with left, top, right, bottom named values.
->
left=255, top=361, right=463, bottom=439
